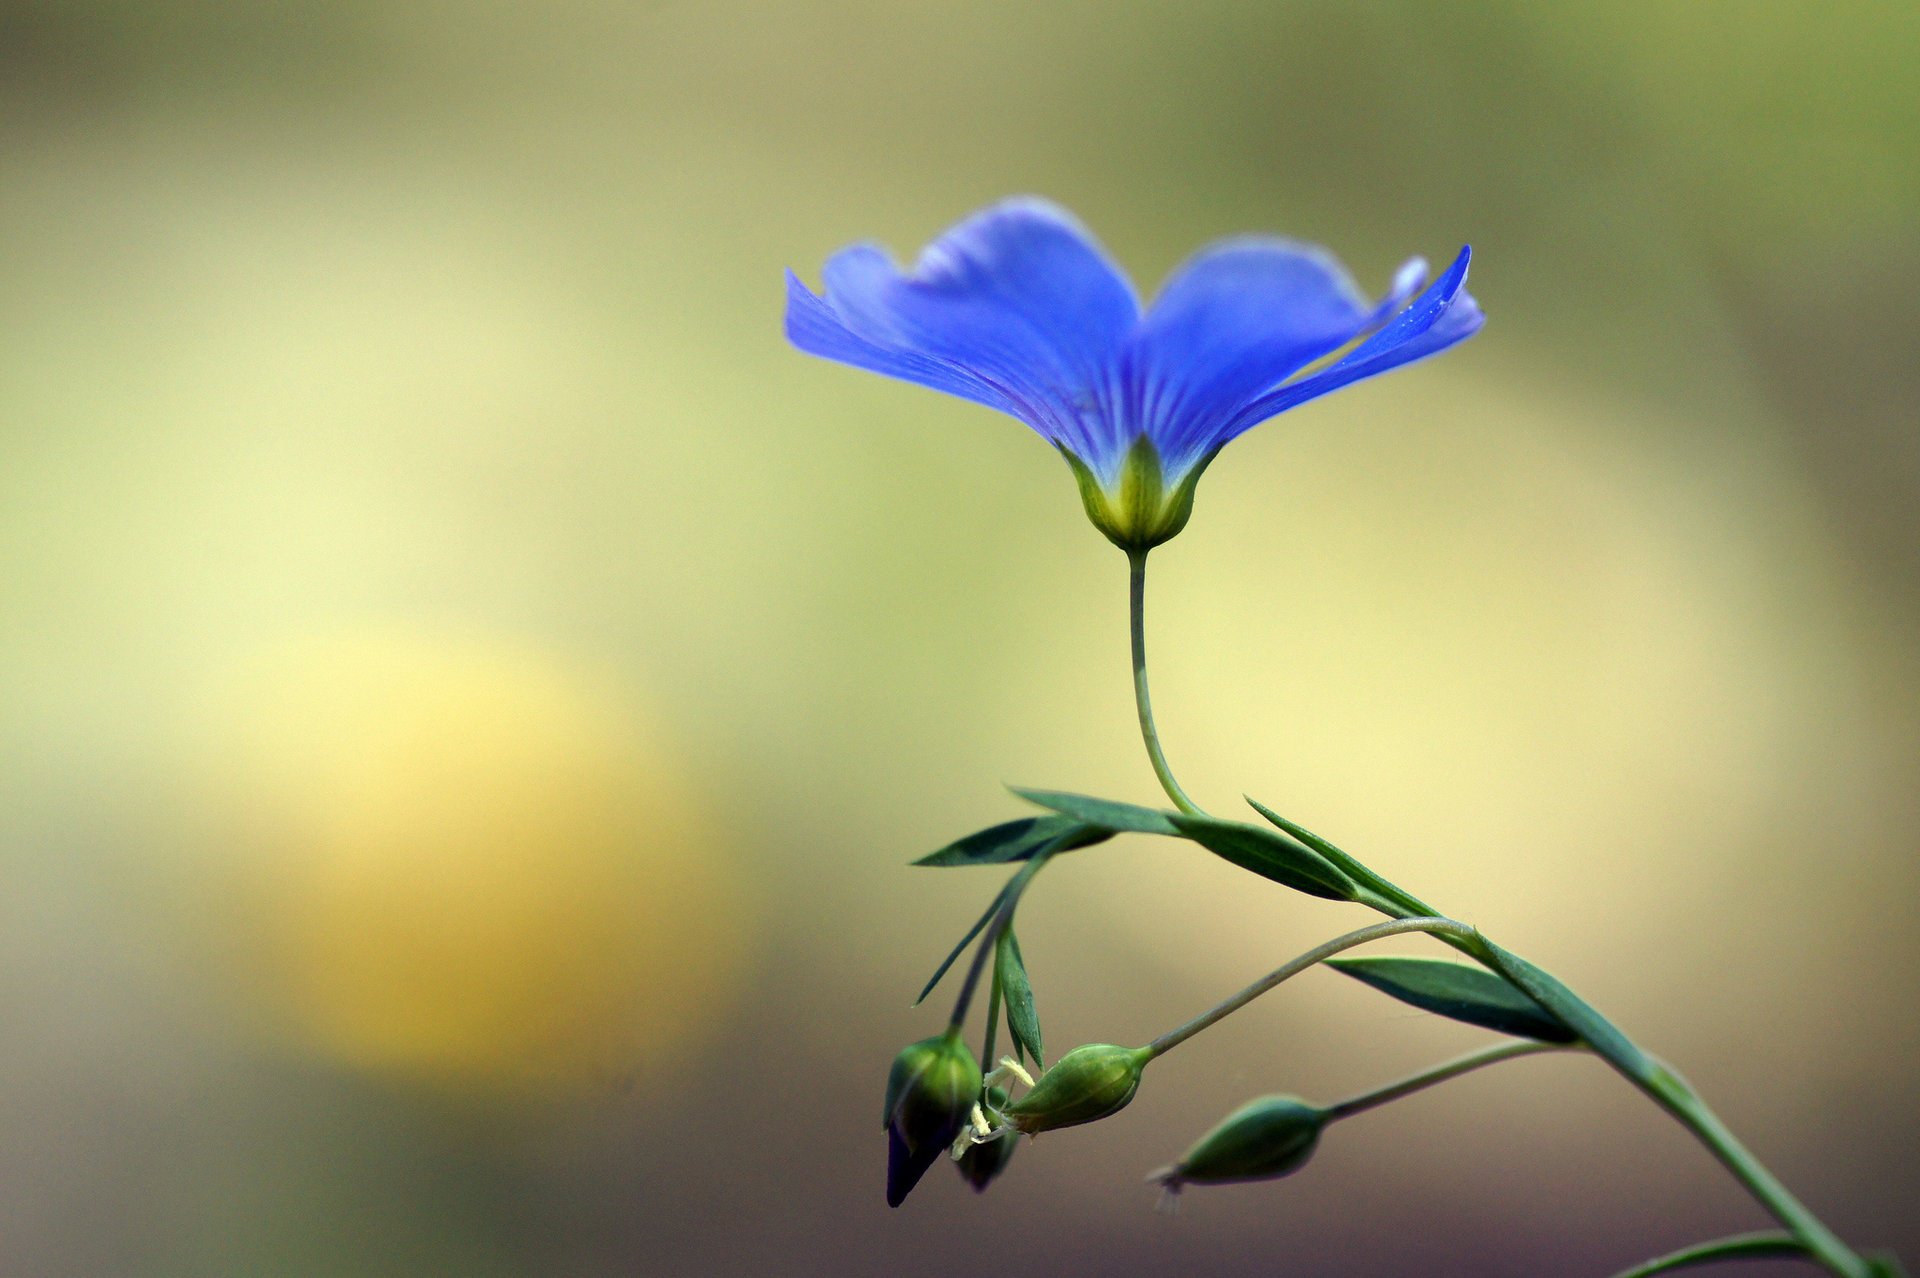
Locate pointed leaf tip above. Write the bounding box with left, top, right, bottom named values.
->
left=1168, top=813, right=1355, bottom=901
left=1325, top=955, right=1577, bottom=1044
left=1010, top=787, right=1182, bottom=836
left=997, top=926, right=1044, bottom=1067
left=915, top=814, right=1109, bottom=867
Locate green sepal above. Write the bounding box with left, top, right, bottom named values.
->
left=1606, top=1232, right=1806, bottom=1277
left=1001, top=1044, right=1151, bottom=1134
left=913, top=880, right=1012, bottom=1005
left=1167, top=813, right=1357, bottom=901
left=882, top=1033, right=979, bottom=1131
left=996, top=926, right=1044, bottom=1067
left=1152, top=1095, right=1326, bottom=1188
left=914, top=814, right=1110, bottom=867
left=1010, top=787, right=1181, bottom=836
left=1060, top=439, right=1212, bottom=552
left=1325, top=955, right=1577, bottom=1044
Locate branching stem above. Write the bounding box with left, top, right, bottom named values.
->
left=1324, top=1039, right=1569, bottom=1122
left=1144, top=916, right=1473, bottom=1058
left=1121, top=547, right=1878, bottom=1278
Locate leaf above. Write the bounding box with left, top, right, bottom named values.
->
left=1325, top=955, right=1577, bottom=1043
left=996, top=926, right=1044, bottom=1066
left=1477, top=941, right=1650, bottom=1067
left=1605, top=1233, right=1805, bottom=1278
left=914, top=814, right=1110, bottom=867
left=1245, top=797, right=1432, bottom=915
left=913, top=880, right=1012, bottom=1005
left=1010, top=788, right=1182, bottom=836
left=1167, top=813, right=1356, bottom=901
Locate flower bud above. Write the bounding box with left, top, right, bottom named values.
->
left=954, top=1086, right=1018, bottom=1192
left=1149, top=1095, right=1326, bottom=1191
left=1002, top=1043, right=1151, bottom=1134
left=883, top=1033, right=982, bottom=1208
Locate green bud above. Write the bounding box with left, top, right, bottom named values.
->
left=1149, top=1095, right=1326, bottom=1191
left=883, top=1033, right=982, bottom=1208
left=954, top=1086, right=1018, bottom=1192
left=1002, top=1043, right=1151, bottom=1134
left=1062, top=438, right=1213, bottom=552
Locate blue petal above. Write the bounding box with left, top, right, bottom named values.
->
left=1126, top=241, right=1425, bottom=478
left=1361, top=256, right=1431, bottom=335
left=791, top=198, right=1140, bottom=474
left=1217, top=246, right=1482, bottom=446
left=785, top=271, right=1019, bottom=415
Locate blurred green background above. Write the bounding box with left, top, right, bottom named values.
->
left=2, top=2, right=1916, bottom=1274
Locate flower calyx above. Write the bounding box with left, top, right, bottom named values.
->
left=883, top=1032, right=982, bottom=1208
left=1000, top=1043, right=1152, bottom=1135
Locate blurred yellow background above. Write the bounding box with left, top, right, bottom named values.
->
left=1, top=2, right=1915, bottom=1274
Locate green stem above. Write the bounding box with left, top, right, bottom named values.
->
left=1128, top=550, right=1203, bottom=816
left=1123, top=567, right=1880, bottom=1278
left=946, top=841, right=1060, bottom=1033
left=1640, top=1066, right=1867, bottom=1278
left=1144, top=916, right=1469, bottom=1058
left=1324, top=1039, right=1568, bottom=1122
left=981, top=945, right=1003, bottom=1068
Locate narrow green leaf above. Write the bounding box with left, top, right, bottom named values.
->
left=1167, top=813, right=1356, bottom=901
left=996, top=926, right=1044, bottom=1067
left=1325, top=955, right=1577, bottom=1043
left=1010, top=788, right=1181, bottom=836
left=914, top=880, right=1012, bottom=1006
left=1245, top=797, right=1433, bottom=915
left=1605, top=1233, right=1805, bottom=1278
left=1477, top=941, right=1652, bottom=1069
left=914, top=814, right=1110, bottom=867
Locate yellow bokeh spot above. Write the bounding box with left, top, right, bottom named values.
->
left=192, top=630, right=744, bottom=1093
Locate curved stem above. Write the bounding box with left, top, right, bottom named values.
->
left=1639, top=1065, right=1869, bottom=1278
left=1144, top=916, right=1471, bottom=1058
left=1324, top=1039, right=1569, bottom=1122
left=1128, top=550, right=1203, bottom=816
left=1122, top=564, right=1881, bottom=1278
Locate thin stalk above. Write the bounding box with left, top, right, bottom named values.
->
left=1324, top=1040, right=1569, bottom=1122
left=1144, top=916, right=1471, bottom=1058
left=1128, top=550, right=1202, bottom=816
left=1123, top=565, right=1880, bottom=1278
left=1640, top=1066, right=1867, bottom=1278
left=946, top=842, right=1061, bottom=1032
left=980, top=947, right=1003, bottom=1068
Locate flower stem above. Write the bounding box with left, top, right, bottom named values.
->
left=1637, top=1065, right=1869, bottom=1278
left=1323, top=1040, right=1570, bottom=1122
left=1128, top=550, right=1203, bottom=816
left=1123, top=567, right=1881, bottom=1278
left=1144, top=916, right=1471, bottom=1058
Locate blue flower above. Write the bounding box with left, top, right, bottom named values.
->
left=786, top=197, right=1483, bottom=550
